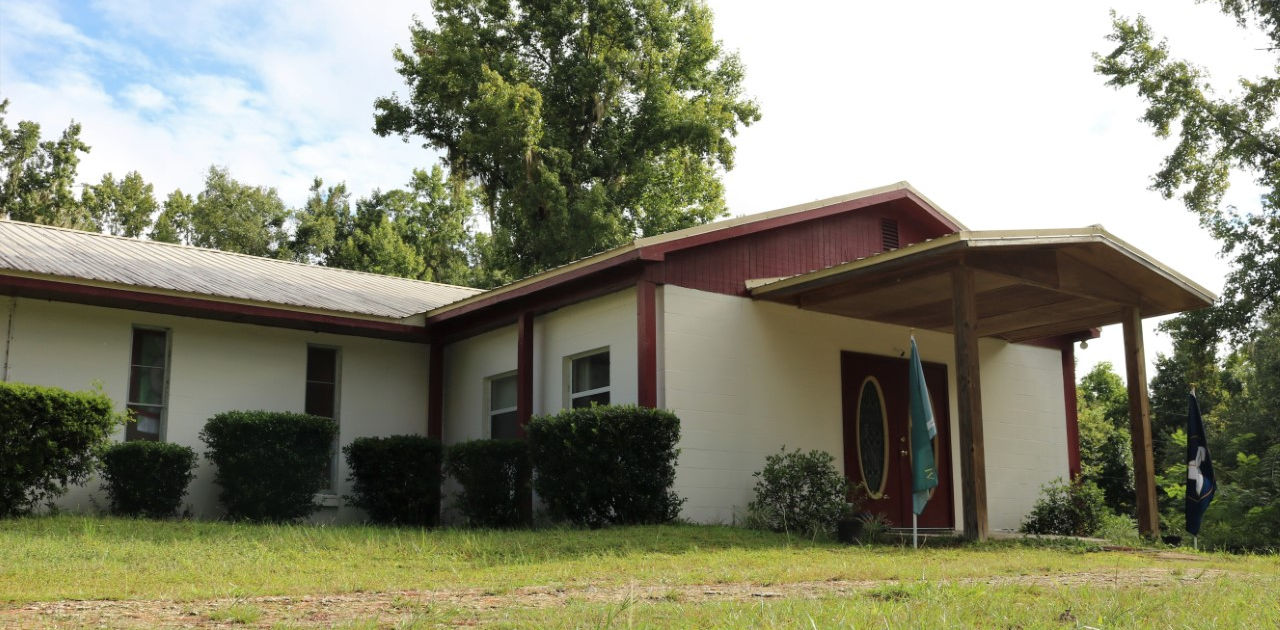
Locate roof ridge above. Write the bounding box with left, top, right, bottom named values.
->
left=0, top=218, right=483, bottom=294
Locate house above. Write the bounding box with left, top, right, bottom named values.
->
left=0, top=182, right=1214, bottom=537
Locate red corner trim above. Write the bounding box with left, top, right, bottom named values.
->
left=637, top=280, right=657, bottom=408
left=516, top=311, right=534, bottom=436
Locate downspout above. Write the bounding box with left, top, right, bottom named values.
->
left=2, top=297, right=15, bottom=381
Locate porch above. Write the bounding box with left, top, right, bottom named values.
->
left=748, top=227, right=1214, bottom=540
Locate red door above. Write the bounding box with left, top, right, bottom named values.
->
left=841, top=351, right=954, bottom=529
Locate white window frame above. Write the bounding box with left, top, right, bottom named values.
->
left=305, top=344, right=342, bottom=497
left=564, top=347, right=610, bottom=409
left=485, top=371, right=518, bottom=439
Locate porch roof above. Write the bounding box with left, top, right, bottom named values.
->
left=747, top=226, right=1216, bottom=342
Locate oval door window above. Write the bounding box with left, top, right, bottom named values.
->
left=856, top=377, right=889, bottom=499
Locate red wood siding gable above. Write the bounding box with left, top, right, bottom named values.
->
left=656, top=196, right=957, bottom=297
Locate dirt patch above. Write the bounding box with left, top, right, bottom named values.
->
left=0, top=568, right=1227, bottom=629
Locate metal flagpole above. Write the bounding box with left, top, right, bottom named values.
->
left=913, top=513, right=918, bottom=549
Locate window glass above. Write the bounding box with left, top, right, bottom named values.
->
left=306, top=346, right=340, bottom=492
left=126, top=328, right=168, bottom=442
left=489, top=374, right=519, bottom=439
left=571, top=351, right=610, bottom=393
left=569, top=350, right=610, bottom=407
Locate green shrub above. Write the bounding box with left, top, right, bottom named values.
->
left=444, top=439, right=530, bottom=528
left=343, top=435, right=442, bottom=526
left=528, top=405, right=684, bottom=527
left=199, top=411, right=337, bottom=522
left=746, top=447, right=850, bottom=539
left=1019, top=478, right=1108, bottom=537
left=0, top=381, right=124, bottom=517
left=99, top=441, right=197, bottom=519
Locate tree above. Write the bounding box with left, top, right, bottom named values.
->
left=150, top=189, right=196, bottom=244
left=1096, top=4, right=1280, bottom=338
left=184, top=166, right=293, bottom=259
left=1076, top=362, right=1135, bottom=516
left=81, top=171, right=158, bottom=237
left=0, top=99, right=93, bottom=229
left=293, top=168, right=478, bottom=285
left=374, top=0, right=760, bottom=279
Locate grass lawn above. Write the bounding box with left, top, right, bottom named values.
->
left=0, top=516, right=1277, bottom=628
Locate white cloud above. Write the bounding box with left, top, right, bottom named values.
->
left=120, top=83, right=170, bottom=110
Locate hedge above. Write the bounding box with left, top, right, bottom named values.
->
left=527, top=405, right=683, bottom=527
left=344, top=435, right=442, bottom=526
left=99, top=440, right=197, bottom=519
left=0, top=381, right=124, bottom=517
left=200, top=411, right=337, bottom=522
left=444, top=439, right=530, bottom=528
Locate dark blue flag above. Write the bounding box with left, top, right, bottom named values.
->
left=1186, top=392, right=1216, bottom=536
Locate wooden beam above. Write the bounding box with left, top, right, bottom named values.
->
left=637, top=280, right=658, bottom=408
left=1060, top=338, right=1082, bottom=480
left=1122, top=306, right=1160, bottom=539
left=952, top=266, right=989, bottom=541
left=516, top=311, right=534, bottom=436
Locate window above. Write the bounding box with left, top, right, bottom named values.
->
left=306, top=346, right=340, bottom=492
left=488, top=373, right=519, bottom=439
left=568, top=349, right=610, bottom=408
left=126, top=328, right=169, bottom=442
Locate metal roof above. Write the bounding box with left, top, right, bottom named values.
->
left=0, top=220, right=482, bottom=320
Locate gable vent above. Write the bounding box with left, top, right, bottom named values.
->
left=880, top=218, right=900, bottom=251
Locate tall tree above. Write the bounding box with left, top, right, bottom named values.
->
left=374, top=0, right=759, bottom=278
left=183, top=166, right=293, bottom=258
left=1076, top=362, right=1136, bottom=516
left=295, top=168, right=479, bottom=286
left=1096, top=4, right=1280, bottom=338
left=0, top=100, right=93, bottom=229
left=150, top=190, right=196, bottom=245
left=81, top=171, right=158, bottom=237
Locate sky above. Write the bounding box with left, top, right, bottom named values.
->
left=1, top=0, right=1272, bottom=381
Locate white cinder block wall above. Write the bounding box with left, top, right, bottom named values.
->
left=4, top=298, right=429, bottom=523
left=441, top=288, right=638, bottom=440
left=661, top=285, right=1069, bottom=531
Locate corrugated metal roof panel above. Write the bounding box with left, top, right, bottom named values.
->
left=0, top=220, right=482, bottom=319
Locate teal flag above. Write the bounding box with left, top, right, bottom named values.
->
left=909, top=336, right=938, bottom=515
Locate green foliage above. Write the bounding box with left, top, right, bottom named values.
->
left=1096, top=512, right=1143, bottom=547
left=1096, top=7, right=1280, bottom=337
left=374, top=0, right=760, bottom=279
left=527, top=405, right=684, bottom=527
left=0, top=99, right=94, bottom=229
left=0, top=381, right=124, bottom=517
left=343, top=435, right=443, bottom=527
left=1075, top=362, right=1134, bottom=516
left=199, top=411, right=337, bottom=522
left=295, top=168, right=480, bottom=286
left=746, top=447, right=850, bottom=539
left=1019, top=478, right=1108, bottom=537
left=443, top=439, right=530, bottom=528
left=80, top=171, right=158, bottom=238
left=98, top=441, right=197, bottom=519
left=181, top=166, right=295, bottom=259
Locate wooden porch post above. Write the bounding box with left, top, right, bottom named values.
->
left=1122, top=307, right=1160, bottom=539
left=952, top=266, right=989, bottom=541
